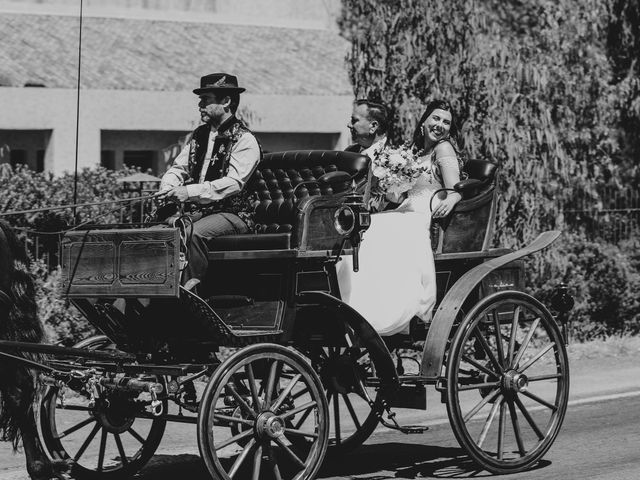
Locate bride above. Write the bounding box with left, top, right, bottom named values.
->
left=337, top=100, right=463, bottom=336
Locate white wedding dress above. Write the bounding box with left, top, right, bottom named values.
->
left=336, top=157, right=448, bottom=336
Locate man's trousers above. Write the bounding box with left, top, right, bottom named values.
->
left=182, top=212, right=248, bottom=285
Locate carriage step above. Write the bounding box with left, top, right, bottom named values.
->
left=396, top=425, right=429, bottom=434
left=379, top=416, right=429, bottom=434
left=380, top=406, right=429, bottom=434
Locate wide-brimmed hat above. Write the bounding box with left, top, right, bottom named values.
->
left=193, top=73, right=246, bottom=95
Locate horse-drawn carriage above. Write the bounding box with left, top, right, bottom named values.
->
left=0, top=150, right=573, bottom=480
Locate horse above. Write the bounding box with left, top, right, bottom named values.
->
left=0, top=219, right=69, bottom=480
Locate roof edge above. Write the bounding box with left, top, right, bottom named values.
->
left=0, top=3, right=332, bottom=30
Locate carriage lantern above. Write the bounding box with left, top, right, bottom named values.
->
left=334, top=188, right=370, bottom=272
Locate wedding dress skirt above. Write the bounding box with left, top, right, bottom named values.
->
left=337, top=168, right=447, bottom=336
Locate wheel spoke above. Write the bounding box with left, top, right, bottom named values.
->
left=264, top=360, right=281, bottom=409
left=507, top=306, right=521, bottom=365
left=492, top=311, right=506, bottom=368
left=458, top=381, right=501, bottom=391
left=290, top=386, right=310, bottom=401
left=473, top=327, right=503, bottom=373
left=520, top=389, right=558, bottom=411
left=271, top=374, right=302, bottom=411
left=245, top=363, right=262, bottom=407
left=528, top=373, right=562, bottom=382
left=275, top=437, right=305, bottom=469
left=514, top=394, right=545, bottom=440
left=279, top=401, right=317, bottom=421
left=213, top=413, right=255, bottom=427
left=57, top=404, right=93, bottom=412
left=461, top=355, right=499, bottom=378
left=214, top=428, right=254, bottom=451
left=283, top=427, right=319, bottom=439
left=511, top=318, right=541, bottom=369
left=333, top=388, right=341, bottom=445
left=74, top=422, right=101, bottom=461
left=59, top=416, right=94, bottom=439
left=497, top=399, right=507, bottom=460
left=252, top=444, right=262, bottom=480
left=477, top=395, right=502, bottom=448
left=114, top=433, right=129, bottom=465
left=227, top=383, right=258, bottom=419
left=518, top=344, right=555, bottom=373
left=293, top=403, right=314, bottom=429
left=269, top=445, right=283, bottom=480
left=228, top=438, right=256, bottom=479
left=507, top=397, right=526, bottom=456
left=127, top=427, right=146, bottom=444
left=463, top=388, right=500, bottom=423
left=342, top=393, right=361, bottom=430
left=97, top=428, right=107, bottom=471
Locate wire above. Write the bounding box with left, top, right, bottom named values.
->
left=0, top=193, right=163, bottom=218
left=72, top=0, right=84, bottom=222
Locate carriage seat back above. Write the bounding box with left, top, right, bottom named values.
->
left=208, top=150, right=368, bottom=251
left=435, top=159, right=498, bottom=253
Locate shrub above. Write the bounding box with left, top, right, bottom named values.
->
left=30, top=259, right=96, bottom=346
left=527, top=233, right=640, bottom=340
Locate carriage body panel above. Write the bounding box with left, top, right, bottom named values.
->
left=61, top=227, right=180, bottom=298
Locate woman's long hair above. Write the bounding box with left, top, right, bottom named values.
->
left=412, top=99, right=464, bottom=168
left=0, top=219, right=44, bottom=449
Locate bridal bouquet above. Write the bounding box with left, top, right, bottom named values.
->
left=371, top=144, right=426, bottom=197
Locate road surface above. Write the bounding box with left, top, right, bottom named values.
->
left=1, top=352, right=638, bottom=479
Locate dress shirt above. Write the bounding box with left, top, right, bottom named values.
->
left=361, top=135, right=387, bottom=159
left=160, top=128, right=260, bottom=204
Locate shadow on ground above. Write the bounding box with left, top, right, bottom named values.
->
left=135, top=444, right=551, bottom=479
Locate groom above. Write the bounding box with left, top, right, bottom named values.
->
left=346, top=99, right=388, bottom=158
left=345, top=99, right=393, bottom=211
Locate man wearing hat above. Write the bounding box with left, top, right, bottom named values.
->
left=160, top=73, right=261, bottom=289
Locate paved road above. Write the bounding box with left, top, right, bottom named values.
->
left=1, top=355, right=639, bottom=479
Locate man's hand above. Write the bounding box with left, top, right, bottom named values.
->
left=163, top=186, right=190, bottom=203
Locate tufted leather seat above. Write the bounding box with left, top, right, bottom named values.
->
left=208, top=150, right=369, bottom=251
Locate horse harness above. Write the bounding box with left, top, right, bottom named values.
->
left=0, top=289, right=10, bottom=308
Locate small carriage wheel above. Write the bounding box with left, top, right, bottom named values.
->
left=446, top=291, right=569, bottom=474
left=306, top=345, right=384, bottom=455
left=197, top=343, right=329, bottom=480
left=38, top=335, right=167, bottom=480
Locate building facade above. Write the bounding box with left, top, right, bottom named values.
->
left=0, top=0, right=353, bottom=176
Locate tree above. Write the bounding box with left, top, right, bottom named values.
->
left=339, top=0, right=620, bottom=246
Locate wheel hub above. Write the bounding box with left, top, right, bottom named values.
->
left=254, top=412, right=285, bottom=440
left=94, top=398, right=136, bottom=434
left=319, top=350, right=361, bottom=395
left=502, top=370, right=528, bottom=393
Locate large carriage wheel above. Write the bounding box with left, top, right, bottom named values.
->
left=307, top=345, right=384, bottom=455
left=197, top=343, right=329, bottom=480
left=38, top=335, right=167, bottom=479
left=446, top=291, right=569, bottom=474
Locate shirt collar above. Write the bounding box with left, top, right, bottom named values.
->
left=362, top=135, right=387, bottom=158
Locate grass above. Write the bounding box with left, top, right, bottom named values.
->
left=567, top=333, right=640, bottom=361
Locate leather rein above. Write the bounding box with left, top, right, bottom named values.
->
left=0, top=289, right=10, bottom=308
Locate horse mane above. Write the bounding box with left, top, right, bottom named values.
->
left=0, top=219, right=44, bottom=449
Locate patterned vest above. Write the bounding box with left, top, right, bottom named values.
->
left=186, top=116, right=262, bottom=227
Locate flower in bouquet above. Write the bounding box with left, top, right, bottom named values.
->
left=371, top=144, right=426, bottom=197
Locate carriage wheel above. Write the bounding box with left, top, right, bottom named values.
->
left=446, top=291, right=569, bottom=474
left=38, top=335, right=167, bottom=480
left=197, top=343, right=329, bottom=480
left=308, top=346, right=384, bottom=455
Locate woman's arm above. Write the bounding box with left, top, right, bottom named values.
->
left=433, top=142, right=462, bottom=218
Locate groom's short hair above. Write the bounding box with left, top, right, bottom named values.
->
left=355, top=99, right=388, bottom=135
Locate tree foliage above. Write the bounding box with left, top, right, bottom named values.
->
left=339, top=0, right=632, bottom=246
